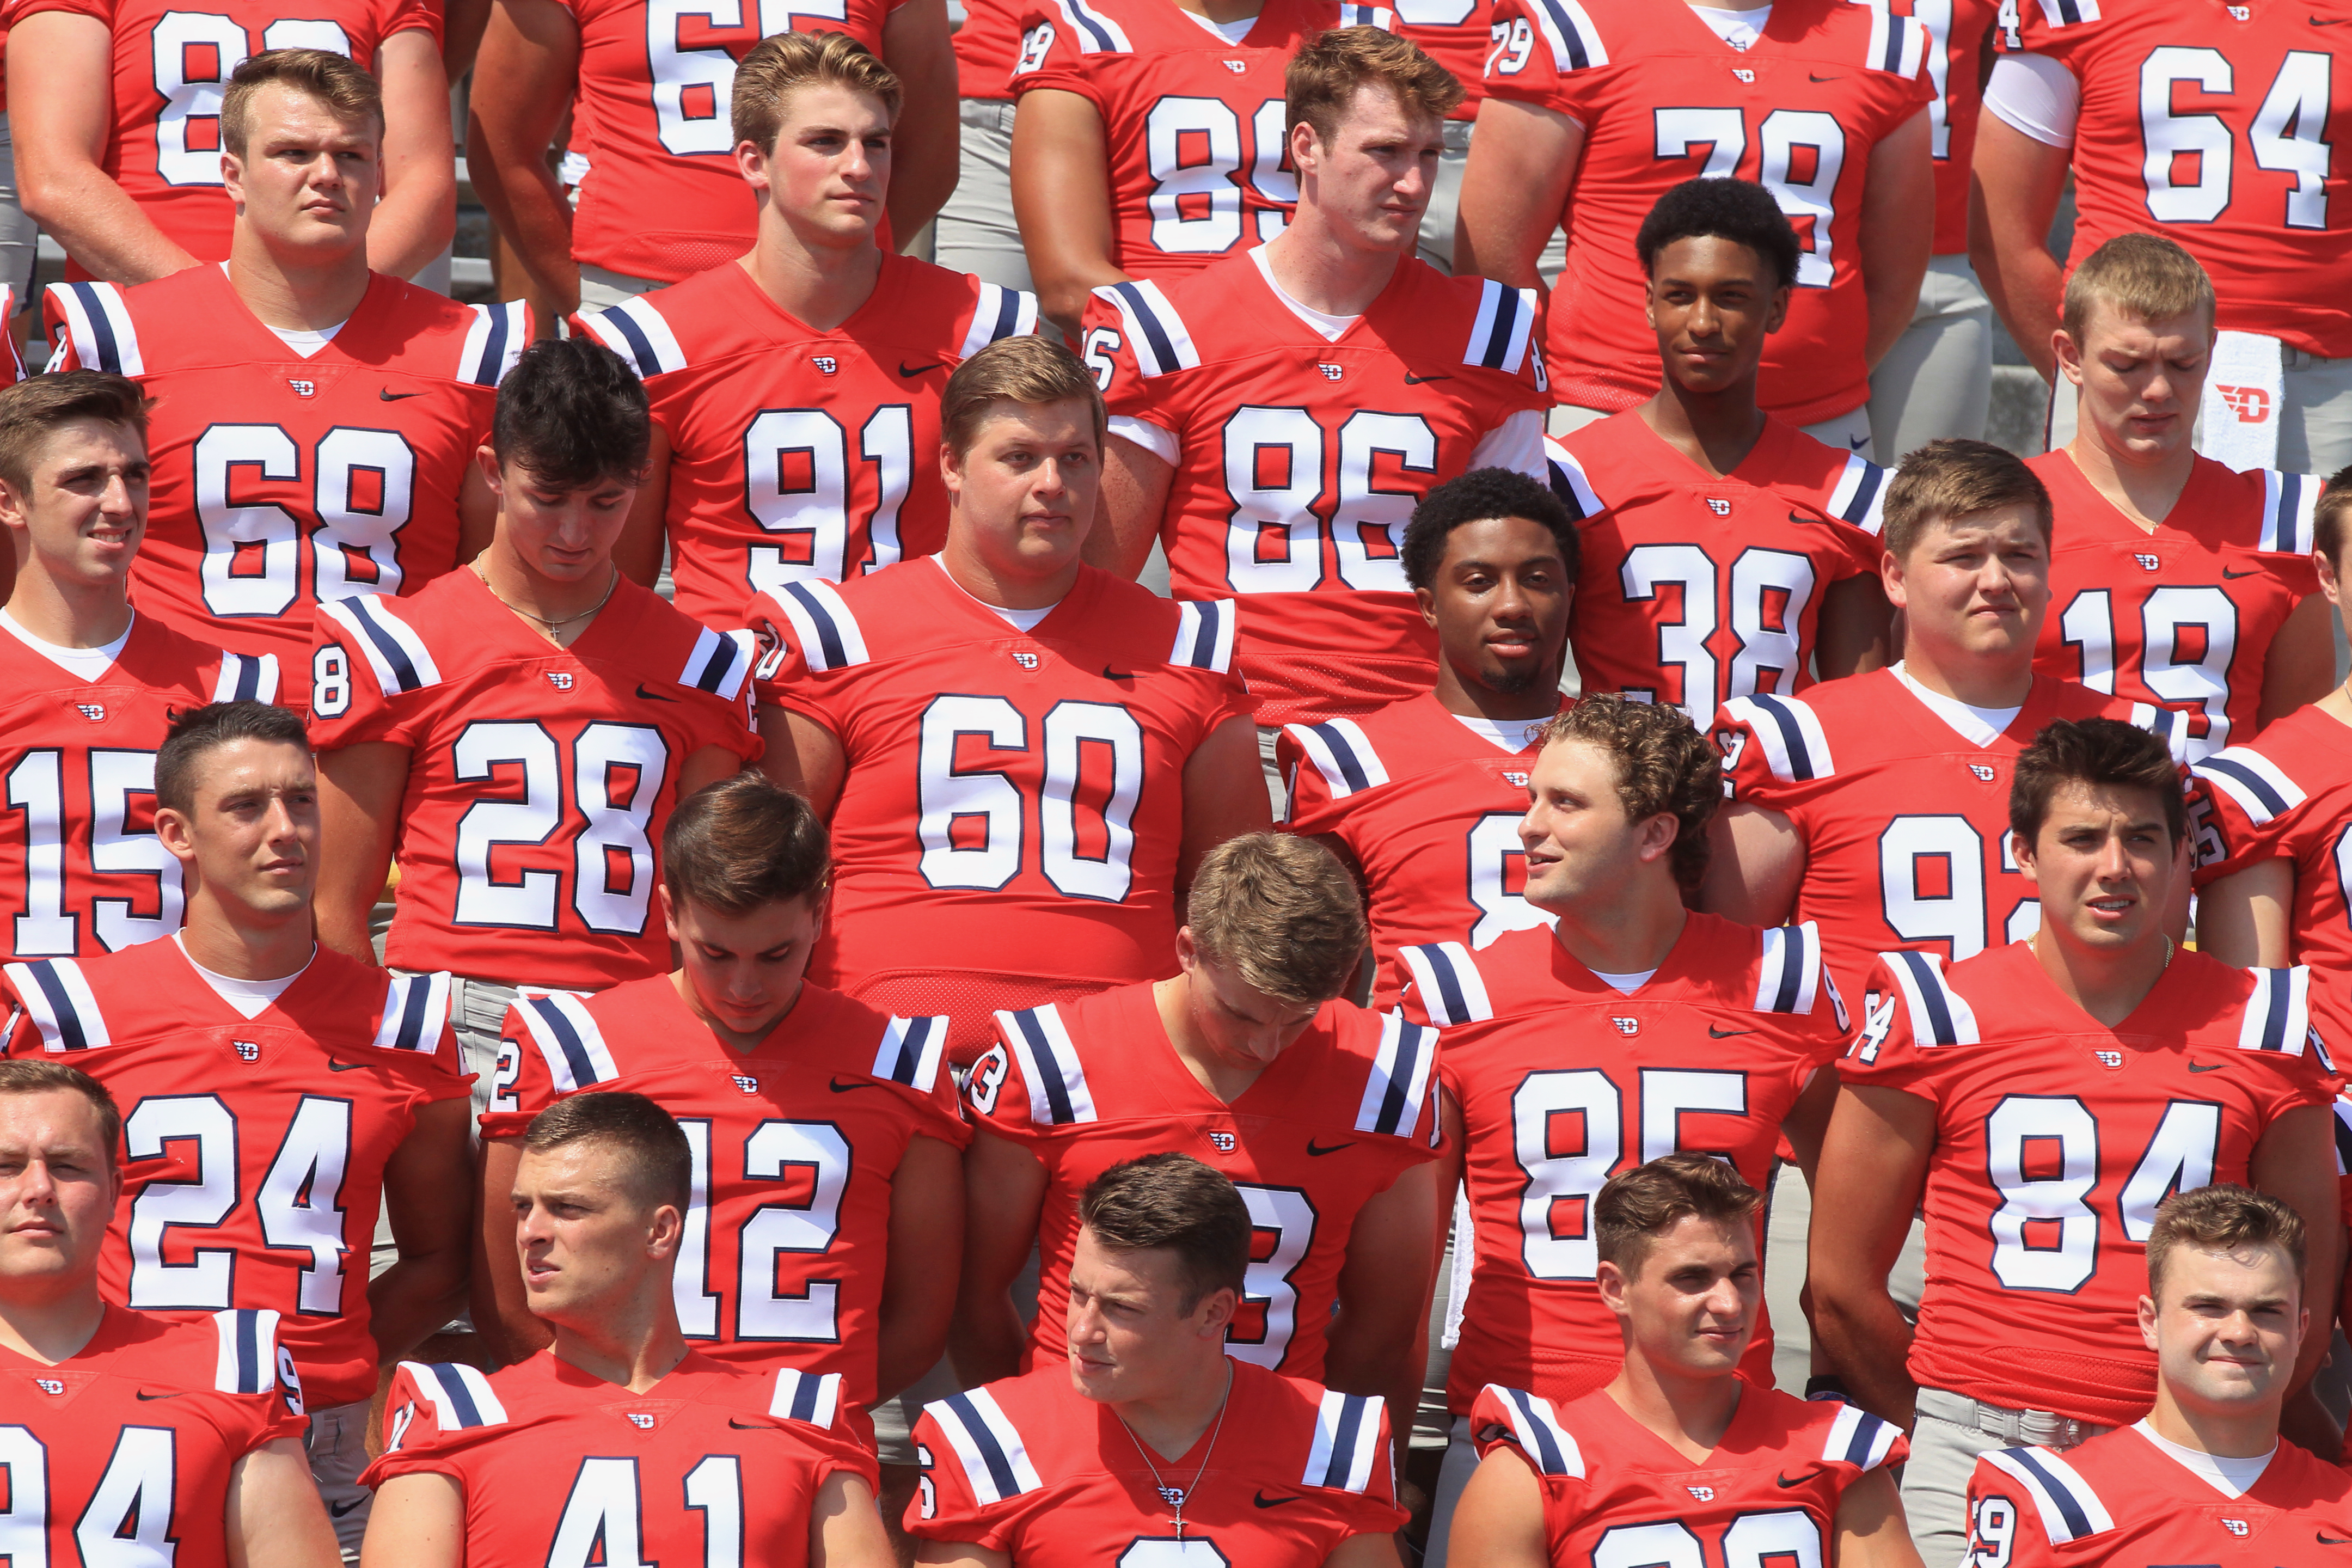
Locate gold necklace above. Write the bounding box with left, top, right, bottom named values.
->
left=471, top=562, right=619, bottom=630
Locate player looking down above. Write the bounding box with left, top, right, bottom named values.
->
left=1445, top=1154, right=1918, bottom=1568
left=0, top=1059, right=340, bottom=1568
left=911, top=1152, right=1408, bottom=1566
left=364, top=1091, right=896, bottom=1568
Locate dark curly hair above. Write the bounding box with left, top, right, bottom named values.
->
left=492, top=336, right=651, bottom=490
left=1535, top=694, right=1721, bottom=891
left=1401, top=467, right=1580, bottom=591
left=1635, top=177, right=1800, bottom=293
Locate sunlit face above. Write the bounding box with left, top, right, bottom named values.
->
left=943, top=399, right=1100, bottom=579
left=1065, top=1226, right=1232, bottom=1406
left=155, top=739, right=318, bottom=922
left=1597, top=1214, right=1758, bottom=1376
left=1884, top=504, right=2050, bottom=667
left=1291, top=83, right=1443, bottom=253
left=0, top=1089, right=119, bottom=1291
left=0, top=418, right=150, bottom=591
left=1172, top=927, right=1325, bottom=1071
left=736, top=83, right=891, bottom=243
left=220, top=84, right=381, bottom=256
left=664, top=887, right=823, bottom=1043
left=1644, top=236, right=1790, bottom=396
left=2057, top=301, right=2213, bottom=462
left=1417, top=514, right=1572, bottom=699
left=511, top=1138, right=679, bottom=1327
left=1518, top=737, right=1672, bottom=913
left=2141, top=1241, right=2304, bottom=1419
left=2015, top=779, right=2181, bottom=959
left=479, top=452, right=636, bottom=586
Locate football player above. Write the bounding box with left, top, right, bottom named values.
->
left=1456, top=0, right=1933, bottom=452
left=2029, top=235, right=2332, bottom=762
left=40, top=50, right=521, bottom=709
left=957, top=833, right=1440, bottom=1448
left=1552, top=179, right=1892, bottom=724
left=8, top=0, right=451, bottom=284
left=1809, top=716, right=2342, bottom=1564
left=0, top=371, right=282, bottom=964
left=363, top=1092, right=896, bottom=1568
left=2196, top=473, right=2352, bottom=1048
left=465, top=0, right=954, bottom=313
left=1277, top=466, right=1572, bottom=1008
left=575, top=32, right=1041, bottom=627
left=312, top=336, right=758, bottom=1095
left=1084, top=28, right=1547, bottom=765
left=750, top=334, right=1265, bottom=1061
left=1399, top=694, right=1849, bottom=1564
left=0, top=700, right=473, bottom=1554
left=0, top=1059, right=340, bottom=1568
left=1971, top=0, right=2352, bottom=473
left=911, top=1153, right=1408, bottom=1566
left=1964, top=1185, right=2352, bottom=1568
left=1445, top=1155, right=1917, bottom=1568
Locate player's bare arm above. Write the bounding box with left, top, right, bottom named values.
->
left=1322, top=1161, right=1441, bottom=1468
left=1086, top=432, right=1175, bottom=579
left=471, top=1135, right=556, bottom=1365
left=947, top=1125, right=1050, bottom=1387
left=1808, top=1082, right=1937, bottom=1426
left=1444, top=1445, right=1547, bottom=1568
left=1831, top=1467, right=1924, bottom=1568
left=877, top=1134, right=966, bottom=1401
left=756, top=709, right=849, bottom=817
left=681, top=744, right=749, bottom=798
left=1451, top=100, right=1583, bottom=287
left=1327, top=1534, right=1406, bottom=1567
left=366, top=29, right=460, bottom=279
left=1815, top=574, right=1894, bottom=680
left=1779, top=1064, right=1839, bottom=1183
left=359, top=1472, right=464, bottom=1568
left=1696, top=802, right=1805, bottom=928
left=2258, top=593, right=2336, bottom=729
left=1855, top=108, right=1934, bottom=371
left=811, top=1470, right=898, bottom=1568
left=915, top=1545, right=1008, bottom=1567
left=2191, top=856, right=2294, bottom=968
left=369, top=1097, right=476, bottom=1364
left=1967, top=114, right=2073, bottom=382
left=1178, top=716, right=1275, bottom=893
left=2247, top=1102, right=2343, bottom=1393
left=314, top=742, right=412, bottom=965
left=612, top=424, right=675, bottom=587
left=228, top=1437, right=346, bottom=1568
left=466, top=0, right=585, bottom=309
left=1011, top=88, right=1125, bottom=337
left=8, top=13, right=204, bottom=284
left=879, top=0, right=960, bottom=239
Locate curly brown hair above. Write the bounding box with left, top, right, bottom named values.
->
left=1535, top=694, right=1720, bottom=891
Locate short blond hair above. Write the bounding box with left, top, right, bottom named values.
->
left=732, top=30, right=901, bottom=156
left=1287, top=26, right=1462, bottom=146
left=1882, top=437, right=2053, bottom=561
left=220, top=48, right=383, bottom=158
left=1186, top=834, right=1365, bottom=1006
left=940, top=335, right=1105, bottom=459
left=2062, top=232, right=2215, bottom=345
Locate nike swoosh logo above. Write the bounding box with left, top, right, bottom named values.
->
left=1708, top=1025, right=1755, bottom=1038
left=379, top=388, right=424, bottom=401
left=329, top=1498, right=366, bottom=1517
left=2222, top=567, right=2261, bottom=578
left=134, top=1389, right=186, bottom=1400
left=729, top=1416, right=774, bottom=1430
left=898, top=362, right=943, bottom=377
left=2313, top=14, right=2349, bottom=22
left=326, top=1058, right=365, bottom=1071
left=1777, top=1470, right=1816, bottom=1487
left=2189, top=1061, right=2224, bottom=1072
left=634, top=684, right=677, bottom=702
left=829, top=1077, right=881, bottom=1093
left=1102, top=667, right=1137, bottom=681
left=1788, top=510, right=1817, bottom=525
left=2318, top=1532, right=2352, bottom=1544
left=1403, top=372, right=1452, bottom=384
left=1846, top=432, right=1870, bottom=448
left=1810, top=71, right=1840, bottom=82
left=1254, top=1491, right=1303, bottom=1508
left=1306, top=1140, right=1354, bottom=1157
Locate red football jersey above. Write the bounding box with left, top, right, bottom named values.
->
left=0, top=1307, right=308, bottom=1568
left=2032, top=451, right=2320, bottom=761
left=1393, top=0, right=1486, bottom=115
left=1997, top=0, right=2352, bottom=358
left=43, top=271, right=523, bottom=707
left=479, top=976, right=967, bottom=1406
left=10, top=0, right=434, bottom=272
left=1008, top=0, right=1391, bottom=279
left=749, top=558, right=1252, bottom=1054
left=909, top=1361, right=1406, bottom=1563
left=0, top=614, right=278, bottom=963
left=306, top=570, right=760, bottom=990
left=2194, top=708, right=2352, bottom=1049
left=575, top=253, right=1041, bottom=629
left=1841, top=940, right=2331, bottom=1426
left=1712, top=666, right=2176, bottom=1008
left=1891, top=0, right=2000, bottom=255
left=1276, top=693, right=1558, bottom=1009
left=954, top=0, right=1017, bottom=94
left=0, top=940, right=468, bottom=1409
left=1967, top=1423, right=2352, bottom=1568
left=367, top=1354, right=877, bottom=1566
left=560, top=0, right=909, bottom=281
left=1399, top=915, right=1847, bottom=1412
left=1556, top=413, right=1889, bottom=724
left=1469, top=1380, right=1906, bottom=1567
left=1481, top=0, right=1932, bottom=424
left=967, top=980, right=1440, bottom=1380
left=1086, top=251, right=1548, bottom=724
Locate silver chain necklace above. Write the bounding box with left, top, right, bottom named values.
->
left=1113, top=1363, right=1233, bottom=1541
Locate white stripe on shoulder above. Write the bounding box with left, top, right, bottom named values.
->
left=1303, top=1390, right=1385, bottom=1493
left=319, top=594, right=444, bottom=695
left=2260, top=470, right=2320, bottom=555
left=4, top=959, right=111, bottom=1052
left=1463, top=280, right=1536, bottom=374
left=769, top=580, right=871, bottom=673
left=582, top=295, right=689, bottom=379
left=873, top=1015, right=951, bottom=1093
left=1355, top=1014, right=1437, bottom=1137
left=1979, top=1446, right=2114, bottom=1543
left=1169, top=599, right=1236, bottom=672
left=926, top=1388, right=1046, bottom=1504
left=2237, top=966, right=2314, bottom=1057
left=45, top=281, right=145, bottom=377
left=1523, top=0, right=1610, bottom=70
left=1864, top=5, right=1927, bottom=75
left=209, top=1308, right=282, bottom=1395
left=999, top=1003, right=1097, bottom=1126
left=1542, top=437, right=1604, bottom=520
left=1827, top=452, right=1890, bottom=535
left=678, top=625, right=755, bottom=700
left=1337, top=3, right=1395, bottom=25
left=516, top=991, right=620, bottom=1092
left=1821, top=1401, right=1901, bottom=1471
left=207, top=651, right=281, bottom=704
left=1282, top=718, right=1388, bottom=800
left=769, top=1368, right=843, bottom=1428
left=457, top=300, right=529, bottom=387
left=1753, top=923, right=1822, bottom=1016
left=2193, top=745, right=2307, bottom=825
left=2028, top=0, right=2099, bottom=22
left=400, top=1360, right=511, bottom=1430
left=1050, top=0, right=1134, bottom=51
left=1484, top=1385, right=1583, bottom=1477
left=1400, top=942, right=1492, bottom=1026
left=1097, top=279, right=1199, bottom=378
left=372, top=971, right=453, bottom=1054
left=1881, top=948, right=1980, bottom=1046
left=959, top=282, right=1043, bottom=357
left=1719, top=694, right=1834, bottom=783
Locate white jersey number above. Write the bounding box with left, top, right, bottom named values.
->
left=193, top=425, right=418, bottom=618
left=1878, top=814, right=2039, bottom=963
left=152, top=15, right=353, bottom=186
left=740, top=405, right=912, bottom=591
left=916, top=697, right=1146, bottom=902
left=6, top=748, right=182, bottom=958
left=2139, top=47, right=2335, bottom=229
left=1654, top=108, right=1847, bottom=287
left=1146, top=95, right=1293, bottom=254
left=648, top=0, right=847, bottom=155
left=1619, top=544, right=1820, bottom=724
left=549, top=1454, right=746, bottom=1568
left=1221, top=407, right=1439, bottom=596
left=671, top=1117, right=852, bottom=1344
left=2056, top=584, right=2239, bottom=754
left=1, top=1423, right=183, bottom=1567
left=451, top=721, right=670, bottom=936
left=1228, top=1184, right=1316, bottom=1368
left=1467, top=811, right=1552, bottom=950
left=1985, top=1096, right=2222, bottom=1291
left=1595, top=1512, right=1825, bottom=1568
left=125, top=1094, right=355, bottom=1313
left=1513, top=1068, right=1748, bottom=1280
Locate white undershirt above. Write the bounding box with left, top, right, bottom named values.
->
left=1179, top=8, right=1257, bottom=44
left=1687, top=2, right=1771, bottom=50
left=0, top=610, right=131, bottom=681
left=1982, top=52, right=2080, bottom=148
left=2132, top=1420, right=2274, bottom=1500
left=1453, top=713, right=1541, bottom=752
left=1590, top=967, right=1659, bottom=995
left=1892, top=661, right=2023, bottom=749
left=1250, top=249, right=1359, bottom=343
left=218, top=264, right=348, bottom=357
left=175, top=935, right=312, bottom=1020
left=932, top=555, right=1062, bottom=632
